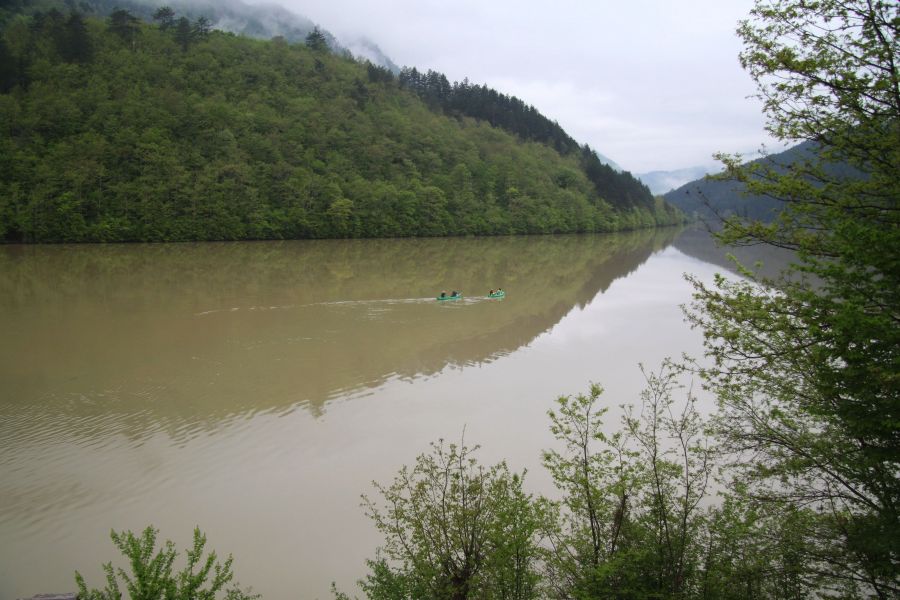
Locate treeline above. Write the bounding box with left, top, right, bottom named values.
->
left=0, top=8, right=680, bottom=243
left=398, top=67, right=576, bottom=154
left=397, top=66, right=656, bottom=211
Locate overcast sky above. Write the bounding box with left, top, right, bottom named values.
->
left=262, top=0, right=778, bottom=173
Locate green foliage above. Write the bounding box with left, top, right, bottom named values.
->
left=357, top=439, right=542, bottom=600
left=663, top=141, right=821, bottom=222
left=541, top=367, right=715, bottom=599
left=687, top=0, right=900, bottom=596
left=305, top=26, right=328, bottom=52
left=152, top=7, right=175, bottom=31
left=0, top=10, right=682, bottom=243
left=351, top=365, right=830, bottom=599
left=698, top=490, right=817, bottom=600
left=396, top=67, right=656, bottom=212
left=75, top=526, right=258, bottom=600
left=107, top=8, right=139, bottom=46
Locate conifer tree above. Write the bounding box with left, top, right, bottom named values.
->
left=304, top=26, right=327, bottom=51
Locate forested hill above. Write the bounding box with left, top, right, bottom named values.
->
left=664, top=141, right=859, bottom=223
left=0, top=9, right=680, bottom=243
left=662, top=143, right=815, bottom=223
left=396, top=67, right=652, bottom=210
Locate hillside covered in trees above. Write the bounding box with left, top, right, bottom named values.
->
left=664, top=141, right=862, bottom=223
left=0, top=7, right=680, bottom=243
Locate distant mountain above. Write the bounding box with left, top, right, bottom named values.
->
left=637, top=166, right=713, bottom=195
left=664, top=142, right=821, bottom=222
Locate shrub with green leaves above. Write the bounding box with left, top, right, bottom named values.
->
left=75, top=526, right=258, bottom=600
left=356, top=439, right=542, bottom=600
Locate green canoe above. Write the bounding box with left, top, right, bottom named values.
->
left=437, top=293, right=462, bottom=301
left=488, top=291, right=506, bottom=298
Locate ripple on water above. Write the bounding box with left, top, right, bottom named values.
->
left=0, top=384, right=268, bottom=544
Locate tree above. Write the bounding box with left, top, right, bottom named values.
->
left=689, top=0, right=899, bottom=596
left=541, top=370, right=715, bottom=599
left=174, top=16, right=192, bottom=52
left=326, top=197, right=355, bottom=237
left=540, top=383, right=633, bottom=598
left=698, top=490, right=816, bottom=600
left=59, top=12, right=92, bottom=63
left=75, top=526, right=258, bottom=600
left=305, top=26, right=328, bottom=52
left=153, top=6, right=175, bottom=31
left=192, top=16, right=211, bottom=41
left=359, top=439, right=542, bottom=600
left=107, top=9, right=140, bottom=48
left=0, top=37, right=15, bottom=93
left=621, top=366, right=713, bottom=597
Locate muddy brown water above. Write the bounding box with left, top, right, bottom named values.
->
left=1, top=230, right=758, bottom=599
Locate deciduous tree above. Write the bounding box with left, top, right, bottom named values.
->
left=359, top=439, right=542, bottom=600
left=690, top=0, right=900, bottom=595
left=75, top=526, right=258, bottom=600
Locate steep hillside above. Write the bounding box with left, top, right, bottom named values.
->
left=0, top=10, right=681, bottom=242
left=664, top=143, right=815, bottom=222
left=396, top=67, right=656, bottom=212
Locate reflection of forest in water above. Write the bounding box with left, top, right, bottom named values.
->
left=0, top=229, right=678, bottom=437
left=672, top=225, right=796, bottom=279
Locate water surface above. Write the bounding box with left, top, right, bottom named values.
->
left=1, top=230, right=738, bottom=599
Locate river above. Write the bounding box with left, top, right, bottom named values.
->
left=0, top=228, right=755, bottom=599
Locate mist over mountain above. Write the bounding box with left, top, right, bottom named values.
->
left=637, top=166, right=713, bottom=195
left=194, top=0, right=398, bottom=70
left=342, top=36, right=400, bottom=72
left=594, top=152, right=622, bottom=172
left=2, top=0, right=399, bottom=70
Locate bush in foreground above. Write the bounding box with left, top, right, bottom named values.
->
left=75, top=526, right=258, bottom=600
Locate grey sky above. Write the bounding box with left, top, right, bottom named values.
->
left=261, top=0, right=777, bottom=173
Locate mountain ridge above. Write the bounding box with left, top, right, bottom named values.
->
left=663, top=142, right=818, bottom=222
